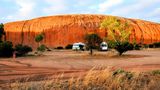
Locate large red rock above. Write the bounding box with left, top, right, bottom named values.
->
left=4, top=14, right=160, bottom=48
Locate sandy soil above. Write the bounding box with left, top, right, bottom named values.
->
left=0, top=49, right=160, bottom=88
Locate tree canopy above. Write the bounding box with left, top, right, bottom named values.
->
left=35, top=33, right=44, bottom=43
left=0, top=23, right=5, bottom=41
left=100, top=17, right=133, bottom=55
left=84, top=33, right=102, bottom=55
left=100, top=16, right=132, bottom=42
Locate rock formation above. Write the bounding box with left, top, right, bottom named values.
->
left=4, top=14, right=160, bottom=48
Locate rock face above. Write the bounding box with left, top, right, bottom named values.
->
left=4, top=14, right=160, bottom=48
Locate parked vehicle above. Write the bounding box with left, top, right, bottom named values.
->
left=100, top=42, right=108, bottom=51
left=72, top=42, right=85, bottom=51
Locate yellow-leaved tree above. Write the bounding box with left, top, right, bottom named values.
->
left=100, top=16, right=133, bottom=55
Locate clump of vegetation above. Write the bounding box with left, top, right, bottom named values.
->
left=142, top=44, right=149, bottom=48
left=37, top=44, right=47, bottom=52
left=0, top=23, right=14, bottom=57
left=114, top=41, right=133, bottom=55
left=107, top=41, right=133, bottom=55
left=140, top=42, right=160, bottom=49
left=55, top=46, right=64, bottom=49
left=153, top=42, right=160, bottom=48
left=15, top=44, right=32, bottom=56
left=35, top=33, right=48, bottom=54
left=65, top=44, right=73, bottom=49
left=0, top=41, right=14, bottom=57
left=35, top=33, right=44, bottom=46
left=84, top=33, right=102, bottom=55
left=10, top=69, right=160, bottom=90
left=151, top=70, right=160, bottom=75
left=147, top=42, right=160, bottom=48
left=0, top=23, right=5, bottom=41
left=100, top=16, right=133, bottom=55
left=133, top=43, right=141, bottom=50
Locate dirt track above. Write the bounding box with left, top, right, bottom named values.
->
left=0, top=49, right=160, bottom=87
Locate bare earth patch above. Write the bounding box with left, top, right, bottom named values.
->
left=0, top=49, right=160, bottom=89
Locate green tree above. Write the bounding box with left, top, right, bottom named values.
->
left=35, top=33, right=47, bottom=54
left=0, top=23, right=5, bottom=41
left=35, top=33, right=44, bottom=47
left=15, top=44, right=32, bottom=56
left=100, top=16, right=133, bottom=55
left=0, top=41, right=14, bottom=57
left=84, top=33, right=102, bottom=55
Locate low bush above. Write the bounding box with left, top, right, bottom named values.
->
left=142, top=44, right=149, bottom=48
left=65, top=44, right=73, bottom=49
left=15, top=44, right=32, bottom=56
left=151, top=70, right=160, bottom=75
left=37, top=44, right=46, bottom=52
left=132, top=43, right=141, bottom=50
left=114, top=41, right=133, bottom=55
left=55, top=46, right=64, bottom=49
left=0, top=41, right=14, bottom=57
left=149, top=44, right=154, bottom=48
left=153, top=42, right=160, bottom=48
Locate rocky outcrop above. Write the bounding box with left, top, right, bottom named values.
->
left=4, top=14, right=160, bottom=48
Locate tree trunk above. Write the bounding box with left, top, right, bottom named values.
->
left=119, top=52, right=122, bottom=56
left=90, top=48, right=93, bottom=55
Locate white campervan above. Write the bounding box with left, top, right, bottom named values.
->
left=100, top=42, right=108, bottom=51
left=72, top=42, right=85, bottom=50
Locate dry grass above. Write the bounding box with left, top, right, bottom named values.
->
left=10, top=69, right=160, bottom=90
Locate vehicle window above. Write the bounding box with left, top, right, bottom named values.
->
left=101, top=44, right=107, bottom=47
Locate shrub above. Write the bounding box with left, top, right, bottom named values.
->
left=113, top=69, right=125, bottom=76
left=56, top=46, right=64, bottom=49
left=151, top=70, right=160, bottom=75
left=65, top=44, right=73, bottom=49
left=0, top=41, right=14, bottom=57
left=112, top=69, right=133, bottom=80
left=142, top=44, right=149, bottom=48
left=15, top=44, right=32, bottom=56
left=149, top=44, right=154, bottom=48
left=37, top=44, right=46, bottom=52
left=153, top=42, right=160, bottom=48
left=35, top=33, right=44, bottom=43
left=114, top=41, right=133, bottom=55
left=133, top=44, right=141, bottom=50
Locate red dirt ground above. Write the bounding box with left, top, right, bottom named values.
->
left=0, top=49, right=160, bottom=88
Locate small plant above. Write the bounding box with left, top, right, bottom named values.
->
left=142, top=44, right=149, bottom=48
left=153, top=42, right=160, bottom=48
left=112, top=69, right=125, bottom=76
left=15, top=44, right=32, bottom=56
left=35, top=33, right=44, bottom=45
left=149, top=44, right=154, bottom=48
left=131, top=41, right=141, bottom=50
left=114, top=41, right=133, bottom=56
left=37, top=44, right=46, bottom=52
left=0, top=41, right=14, bottom=57
left=65, top=44, right=73, bottom=49
left=133, top=44, right=141, bottom=50
left=151, top=70, right=160, bottom=75
left=56, top=46, right=64, bottom=49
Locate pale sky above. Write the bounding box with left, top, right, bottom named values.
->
left=0, top=0, right=160, bottom=23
